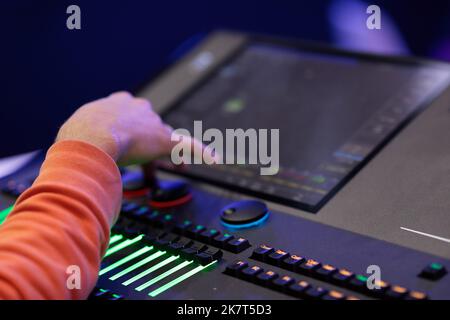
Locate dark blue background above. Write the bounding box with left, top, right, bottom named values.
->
left=1, top=0, right=449, bottom=157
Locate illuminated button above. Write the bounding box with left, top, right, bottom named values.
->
left=185, top=224, right=206, bottom=239
left=371, top=280, right=390, bottom=296
left=267, top=249, right=289, bottom=266
left=146, top=212, right=173, bottom=228
left=322, top=290, right=345, bottom=300
left=225, top=260, right=249, bottom=276
left=251, top=244, right=275, bottom=261
left=272, top=275, right=295, bottom=291
left=108, top=293, right=124, bottom=301
left=349, top=274, right=368, bottom=291
left=288, top=280, right=311, bottom=297
left=150, top=180, right=191, bottom=208
left=226, top=237, right=251, bottom=253
left=173, top=220, right=193, bottom=234
left=198, top=229, right=221, bottom=244
left=298, top=259, right=321, bottom=273
left=281, top=254, right=305, bottom=271
left=332, top=269, right=355, bottom=283
left=220, top=200, right=269, bottom=228
left=281, top=254, right=305, bottom=270
left=256, top=270, right=279, bottom=285
left=404, top=291, right=428, bottom=300
left=385, top=285, right=408, bottom=299
left=241, top=265, right=264, bottom=281
left=419, top=262, right=447, bottom=280
left=167, top=237, right=193, bottom=254
left=304, top=286, right=328, bottom=299
left=315, top=264, right=337, bottom=278
left=211, top=233, right=234, bottom=248
left=143, top=211, right=162, bottom=227
left=123, top=176, right=150, bottom=198
left=195, top=248, right=223, bottom=266
left=89, top=288, right=123, bottom=301
left=162, top=214, right=174, bottom=225
left=89, top=288, right=110, bottom=300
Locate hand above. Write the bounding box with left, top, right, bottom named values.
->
left=56, top=91, right=216, bottom=166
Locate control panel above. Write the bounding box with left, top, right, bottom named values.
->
left=1, top=160, right=448, bottom=300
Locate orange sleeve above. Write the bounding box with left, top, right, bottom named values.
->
left=0, top=140, right=122, bottom=300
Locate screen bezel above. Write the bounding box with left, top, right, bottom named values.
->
left=138, top=31, right=450, bottom=213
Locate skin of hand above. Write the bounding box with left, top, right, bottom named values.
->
left=56, top=91, right=218, bottom=166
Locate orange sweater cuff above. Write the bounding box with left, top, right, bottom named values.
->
left=0, top=140, right=122, bottom=299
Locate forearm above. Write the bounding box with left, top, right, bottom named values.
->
left=0, top=140, right=122, bottom=299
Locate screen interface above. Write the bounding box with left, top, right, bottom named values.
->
left=163, top=44, right=450, bottom=212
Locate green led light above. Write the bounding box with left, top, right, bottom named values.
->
left=135, top=260, right=192, bottom=292
left=99, top=246, right=153, bottom=276
left=111, top=250, right=167, bottom=282
left=149, top=211, right=159, bottom=218
left=0, top=205, right=14, bottom=225
left=109, top=234, right=124, bottom=246
left=121, top=254, right=177, bottom=285
left=356, top=274, right=368, bottom=282
left=148, top=261, right=217, bottom=297
left=104, top=235, right=143, bottom=257
left=431, top=263, right=443, bottom=270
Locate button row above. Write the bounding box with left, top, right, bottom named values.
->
left=173, top=219, right=251, bottom=253
left=224, top=260, right=357, bottom=300
left=119, top=201, right=252, bottom=253
left=121, top=202, right=175, bottom=228
left=250, top=244, right=428, bottom=300
left=112, top=218, right=223, bottom=266
left=88, top=287, right=124, bottom=300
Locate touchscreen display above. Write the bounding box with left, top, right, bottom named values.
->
left=163, top=44, right=450, bottom=212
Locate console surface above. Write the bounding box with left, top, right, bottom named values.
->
left=1, top=31, right=449, bottom=300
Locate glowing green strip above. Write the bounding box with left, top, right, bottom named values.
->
left=104, top=235, right=143, bottom=257
left=149, top=261, right=217, bottom=297
left=109, top=251, right=170, bottom=286
left=135, top=260, right=192, bottom=292
left=109, top=234, right=124, bottom=246
left=0, top=206, right=13, bottom=225
left=121, top=254, right=177, bottom=285
left=99, top=246, right=153, bottom=276
left=112, top=251, right=168, bottom=282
